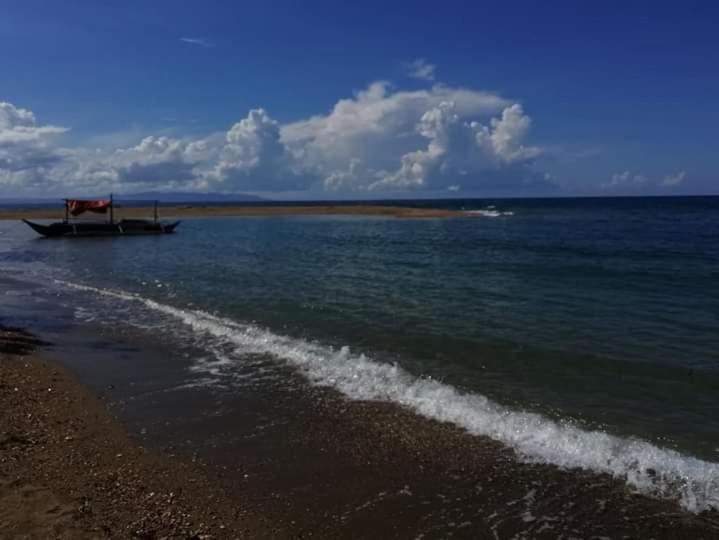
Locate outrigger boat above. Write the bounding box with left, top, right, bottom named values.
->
left=23, top=195, right=180, bottom=237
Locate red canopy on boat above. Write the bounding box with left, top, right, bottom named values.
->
left=66, top=199, right=111, bottom=216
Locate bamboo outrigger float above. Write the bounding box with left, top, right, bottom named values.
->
left=22, top=195, right=180, bottom=237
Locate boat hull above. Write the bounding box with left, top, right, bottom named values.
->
left=22, top=219, right=180, bottom=238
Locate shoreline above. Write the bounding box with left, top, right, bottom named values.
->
left=0, top=204, right=464, bottom=221
left=0, top=326, right=267, bottom=539
left=2, top=324, right=719, bottom=538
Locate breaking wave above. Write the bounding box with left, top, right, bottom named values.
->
left=57, top=280, right=719, bottom=513
left=464, top=209, right=514, bottom=217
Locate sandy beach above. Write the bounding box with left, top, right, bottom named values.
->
left=0, top=325, right=268, bottom=539
left=2, top=321, right=719, bottom=539
left=0, top=205, right=463, bottom=221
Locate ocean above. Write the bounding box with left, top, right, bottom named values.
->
left=1, top=196, right=718, bottom=524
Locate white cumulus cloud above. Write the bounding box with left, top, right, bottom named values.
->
left=0, top=102, right=68, bottom=194
left=370, top=102, right=543, bottom=191
left=0, top=102, right=67, bottom=145
left=281, top=82, right=546, bottom=192
left=204, top=109, right=310, bottom=192
left=603, top=170, right=687, bottom=192
left=603, top=171, right=648, bottom=189
left=407, top=59, right=436, bottom=82
left=662, top=171, right=686, bottom=186
left=0, top=81, right=554, bottom=197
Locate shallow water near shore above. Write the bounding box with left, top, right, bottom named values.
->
left=1, top=196, right=719, bottom=526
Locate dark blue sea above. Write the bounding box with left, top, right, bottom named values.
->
left=1, top=196, right=718, bottom=514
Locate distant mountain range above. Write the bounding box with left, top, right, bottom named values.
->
left=0, top=192, right=267, bottom=205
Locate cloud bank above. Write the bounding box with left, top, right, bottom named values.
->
left=603, top=170, right=686, bottom=192
left=1, top=81, right=554, bottom=196
left=0, top=102, right=68, bottom=192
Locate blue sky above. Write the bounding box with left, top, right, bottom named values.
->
left=1, top=0, right=717, bottom=197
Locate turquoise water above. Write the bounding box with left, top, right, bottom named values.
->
left=2, top=196, right=719, bottom=511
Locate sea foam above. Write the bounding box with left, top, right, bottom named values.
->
left=464, top=209, right=514, bottom=217
left=58, top=280, right=719, bottom=513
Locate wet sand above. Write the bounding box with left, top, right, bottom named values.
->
left=2, top=323, right=719, bottom=539
left=194, top=368, right=719, bottom=539
left=0, top=205, right=463, bottom=221
left=0, top=326, right=266, bottom=539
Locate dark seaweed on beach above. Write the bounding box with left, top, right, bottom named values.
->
left=0, top=324, right=50, bottom=355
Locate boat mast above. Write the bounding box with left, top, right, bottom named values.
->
left=154, top=200, right=158, bottom=223
left=64, top=200, right=69, bottom=223
left=109, top=193, right=114, bottom=224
